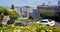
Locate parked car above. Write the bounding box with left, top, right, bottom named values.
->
left=7, top=19, right=14, bottom=24
left=15, top=22, right=27, bottom=26
left=37, top=19, right=55, bottom=26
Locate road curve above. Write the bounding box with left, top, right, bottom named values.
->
left=55, top=22, right=60, bottom=28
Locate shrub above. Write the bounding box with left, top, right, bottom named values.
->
left=0, top=24, right=60, bottom=32
left=9, top=10, right=19, bottom=20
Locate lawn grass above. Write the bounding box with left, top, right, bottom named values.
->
left=15, top=19, right=39, bottom=23
left=52, top=27, right=60, bottom=32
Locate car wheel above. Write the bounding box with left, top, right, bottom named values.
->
left=47, top=24, right=49, bottom=26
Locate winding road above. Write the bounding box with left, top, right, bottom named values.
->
left=55, top=22, right=60, bottom=28
left=2, top=21, right=60, bottom=28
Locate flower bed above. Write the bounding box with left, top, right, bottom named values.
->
left=0, top=24, right=60, bottom=32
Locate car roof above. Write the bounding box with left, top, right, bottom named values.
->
left=41, top=19, right=49, bottom=21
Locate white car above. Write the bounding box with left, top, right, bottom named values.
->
left=37, top=19, right=55, bottom=26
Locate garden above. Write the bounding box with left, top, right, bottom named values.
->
left=0, top=6, right=60, bottom=32
left=0, top=24, right=60, bottom=32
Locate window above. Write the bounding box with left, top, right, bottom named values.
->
left=41, top=21, right=48, bottom=23
left=48, top=19, right=52, bottom=22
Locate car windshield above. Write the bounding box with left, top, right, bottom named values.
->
left=48, top=19, right=52, bottom=22
left=41, top=21, right=48, bottom=23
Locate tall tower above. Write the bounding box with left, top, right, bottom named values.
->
left=42, top=2, right=45, bottom=6
left=58, top=0, right=60, bottom=6
left=47, top=1, right=51, bottom=6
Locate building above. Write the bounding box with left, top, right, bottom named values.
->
left=37, top=5, right=58, bottom=12
left=58, top=0, right=60, bottom=6
left=37, top=1, right=60, bottom=12
left=14, top=6, right=32, bottom=19
left=30, top=9, right=40, bottom=19
left=57, top=0, right=60, bottom=12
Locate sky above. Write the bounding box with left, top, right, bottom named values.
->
left=0, top=0, right=58, bottom=7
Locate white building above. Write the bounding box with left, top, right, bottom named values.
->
left=30, top=9, right=40, bottom=19
left=14, top=6, right=32, bottom=19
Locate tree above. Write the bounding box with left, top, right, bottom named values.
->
left=9, top=10, right=19, bottom=20
left=40, top=10, right=58, bottom=18
left=11, top=4, right=14, bottom=10
left=0, top=7, right=9, bottom=20
left=0, top=7, right=9, bottom=15
left=0, top=6, right=9, bottom=26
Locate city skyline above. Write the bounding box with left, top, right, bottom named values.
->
left=0, top=0, right=58, bottom=7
